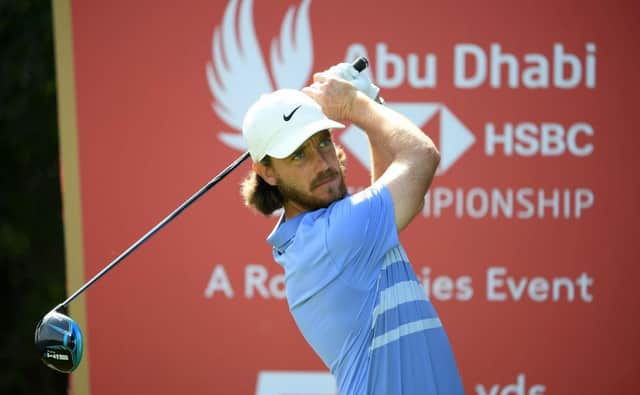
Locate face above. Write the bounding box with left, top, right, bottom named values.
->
left=256, top=130, right=347, bottom=218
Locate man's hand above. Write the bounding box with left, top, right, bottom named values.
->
left=303, top=61, right=381, bottom=121
left=325, top=62, right=380, bottom=100
left=302, top=72, right=363, bottom=122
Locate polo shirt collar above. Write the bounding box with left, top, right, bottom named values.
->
left=267, top=211, right=305, bottom=250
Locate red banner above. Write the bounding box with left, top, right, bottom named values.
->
left=55, top=0, right=640, bottom=394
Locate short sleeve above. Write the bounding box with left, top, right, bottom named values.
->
left=324, top=182, right=400, bottom=287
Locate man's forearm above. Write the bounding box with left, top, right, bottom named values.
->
left=368, top=129, right=393, bottom=183
left=350, top=93, right=438, bottom=183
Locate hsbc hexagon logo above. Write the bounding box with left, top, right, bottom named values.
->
left=206, top=0, right=475, bottom=174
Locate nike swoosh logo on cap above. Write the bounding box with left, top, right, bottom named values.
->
left=283, top=105, right=302, bottom=121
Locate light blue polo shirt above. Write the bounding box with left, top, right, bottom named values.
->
left=267, top=183, right=463, bottom=395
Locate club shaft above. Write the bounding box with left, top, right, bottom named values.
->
left=55, top=151, right=251, bottom=311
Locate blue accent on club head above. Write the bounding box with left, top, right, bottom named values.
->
left=69, top=318, right=83, bottom=367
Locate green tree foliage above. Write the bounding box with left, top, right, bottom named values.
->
left=0, top=0, right=67, bottom=393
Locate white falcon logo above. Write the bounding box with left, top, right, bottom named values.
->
left=206, top=0, right=313, bottom=151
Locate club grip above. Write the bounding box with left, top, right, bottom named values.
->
left=350, top=56, right=384, bottom=104
left=352, top=57, right=369, bottom=72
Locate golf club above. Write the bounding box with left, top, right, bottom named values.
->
left=35, top=56, right=371, bottom=373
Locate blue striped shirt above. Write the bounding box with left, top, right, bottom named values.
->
left=267, top=183, right=463, bottom=394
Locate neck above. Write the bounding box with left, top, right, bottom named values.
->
left=283, top=201, right=305, bottom=220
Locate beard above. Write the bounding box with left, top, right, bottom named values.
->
left=277, top=168, right=347, bottom=212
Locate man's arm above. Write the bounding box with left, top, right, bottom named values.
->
left=304, top=75, right=439, bottom=231
left=367, top=109, right=394, bottom=183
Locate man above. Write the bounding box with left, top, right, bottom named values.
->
left=240, top=63, right=463, bottom=394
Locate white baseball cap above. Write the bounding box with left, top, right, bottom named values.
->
left=242, top=89, right=345, bottom=162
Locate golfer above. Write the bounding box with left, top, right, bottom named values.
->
left=240, top=63, right=463, bottom=394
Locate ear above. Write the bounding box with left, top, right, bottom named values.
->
left=253, top=162, right=278, bottom=186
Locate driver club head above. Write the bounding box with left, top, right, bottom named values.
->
left=35, top=310, right=84, bottom=373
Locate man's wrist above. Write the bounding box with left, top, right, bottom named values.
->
left=348, top=91, right=384, bottom=127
